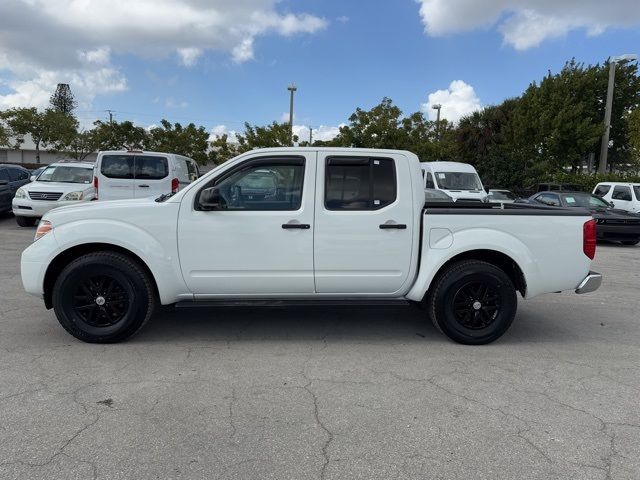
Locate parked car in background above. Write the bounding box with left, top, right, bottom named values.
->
left=527, top=191, right=640, bottom=245
left=12, top=162, right=96, bottom=227
left=420, top=161, right=487, bottom=202
left=0, top=164, right=31, bottom=213
left=21, top=147, right=601, bottom=345
left=94, top=151, right=199, bottom=200
left=487, top=189, right=519, bottom=204
left=593, top=182, right=640, bottom=214
left=536, top=182, right=582, bottom=192
left=30, top=166, right=47, bottom=182
left=424, top=188, right=454, bottom=202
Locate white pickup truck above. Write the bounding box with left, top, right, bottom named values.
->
left=21, top=148, right=602, bottom=345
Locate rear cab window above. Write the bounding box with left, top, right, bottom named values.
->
left=325, top=157, right=396, bottom=210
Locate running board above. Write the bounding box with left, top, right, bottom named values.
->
left=174, top=299, right=412, bottom=308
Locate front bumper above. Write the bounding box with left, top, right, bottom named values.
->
left=12, top=198, right=88, bottom=218
left=575, top=271, right=602, bottom=294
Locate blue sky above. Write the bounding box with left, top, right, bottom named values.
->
left=1, top=0, right=640, bottom=141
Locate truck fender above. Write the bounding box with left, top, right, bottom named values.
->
left=406, top=228, right=536, bottom=302
left=46, top=219, right=190, bottom=305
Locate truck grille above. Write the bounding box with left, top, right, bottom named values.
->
left=28, top=191, right=63, bottom=201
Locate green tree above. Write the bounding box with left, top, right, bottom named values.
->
left=0, top=118, right=9, bottom=147
left=2, top=107, right=77, bottom=163
left=626, top=107, right=640, bottom=172
left=50, top=83, right=77, bottom=115
left=56, top=129, right=99, bottom=161
left=236, top=121, right=297, bottom=150
left=147, top=120, right=211, bottom=165
left=91, top=120, right=148, bottom=151
left=209, top=134, right=241, bottom=165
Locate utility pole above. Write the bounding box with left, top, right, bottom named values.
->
left=287, top=84, right=297, bottom=145
left=105, top=109, right=114, bottom=125
left=598, top=54, right=637, bottom=174
left=309, top=127, right=313, bottom=145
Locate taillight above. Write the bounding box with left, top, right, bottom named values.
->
left=93, top=176, right=98, bottom=200
left=171, top=178, right=179, bottom=193
left=583, top=219, right=596, bottom=260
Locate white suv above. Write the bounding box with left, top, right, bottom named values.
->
left=12, top=161, right=96, bottom=226
left=593, top=182, right=640, bottom=213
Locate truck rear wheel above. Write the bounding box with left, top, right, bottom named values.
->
left=52, top=251, right=156, bottom=343
left=427, top=260, right=517, bottom=345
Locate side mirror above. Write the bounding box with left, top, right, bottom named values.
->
left=199, top=187, right=224, bottom=210
left=30, top=175, right=36, bottom=182
left=484, top=185, right=490, bottom=194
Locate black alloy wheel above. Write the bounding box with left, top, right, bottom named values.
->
left=52, top=251, right=156, bottom=343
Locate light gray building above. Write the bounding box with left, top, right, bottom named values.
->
left=0, top=135, right=97, bottom=165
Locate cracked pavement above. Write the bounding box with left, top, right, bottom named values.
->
left=0, top=213, right=639, bottom=479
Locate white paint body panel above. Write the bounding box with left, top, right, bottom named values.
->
left=20, top=147, right=595, bottom=308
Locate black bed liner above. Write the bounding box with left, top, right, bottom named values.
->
left=424, top=201, right=591, bottom=216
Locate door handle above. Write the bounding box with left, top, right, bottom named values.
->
left=138, top=184, right=150, bottom=188
left=379, top=223, right=407, bottom=229
left=282, top=223, right=310, bottom=229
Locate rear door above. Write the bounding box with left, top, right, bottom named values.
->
left=313, top=153, right=414, bottom=294
left=133, top=154, right=170, bottom=198
left=611, top=185, right=634, bottom=211
left=98, top=154, right=134, bottom=200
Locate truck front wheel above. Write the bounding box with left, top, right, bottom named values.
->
left=52, top=251, right=156, bottom=343
left=427, top=260, right=517, bottom=345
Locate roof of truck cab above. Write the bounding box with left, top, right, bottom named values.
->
left=420, top=161, right=477, bottom=172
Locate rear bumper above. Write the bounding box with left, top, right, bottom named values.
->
left=575, top=271, right=602, bottom=294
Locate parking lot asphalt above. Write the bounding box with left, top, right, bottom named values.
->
left=0, top=212, right=639, bottom=480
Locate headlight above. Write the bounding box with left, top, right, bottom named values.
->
left=34, top=220, right=52, bottom=241
left=62, top=191, right=84, bottom=201
left=15, top=188, right=26, bottom=199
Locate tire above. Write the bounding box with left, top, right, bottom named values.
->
left=16, top=216, right=37, bottom=227
left=52, top=251, right=156, bottom=343
left=621, top=240, right=639, bottom=246
left=426, top=260, right=517, bottom=345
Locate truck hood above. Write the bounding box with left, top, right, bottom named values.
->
left=43, top=197, right=159, bottom=223
left=25, top=181, right=93, bottom=193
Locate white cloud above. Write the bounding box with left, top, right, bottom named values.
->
left=164, top=97, right=189, bottom=109
left=177, top=48, right=202, bottom=67
left=209, top=125, right=239, bottom=142
left=0, top=0, right=327, bottom=109
left=416, top=0, right=640, bottom=50
left=422, top=80, right=481, bottom=124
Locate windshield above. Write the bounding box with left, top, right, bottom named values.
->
left=37, top=165, right=93, bottom=184
left=563, top=193, right=610, bottom=209
left=634, top=186, right=640, bottom=201
left=490, top=191, right=517, bottom=200
left=435, top=172, right=483, bottom=190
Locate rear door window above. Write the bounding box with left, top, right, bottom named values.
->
left=612, top=186, right=632, bottom=201
left=101, top=155, right=134, bottom=179
left=536, top=193, right=561, bottom=206
left=135, top=156, right=169, bottom=180
left=8, top=168, right=28, bottom=181
left=325, top=157, right=396, bottom=210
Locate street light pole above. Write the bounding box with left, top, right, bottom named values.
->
left=598, top=54, right=637, bottom=174
left=432, top=104, right=442, bottom=141
left=287, top=83, right=297, bottom=145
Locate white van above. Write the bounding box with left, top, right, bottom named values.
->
left=420, top=161, right=487, bottom=202
left=94, top=150, right=199, bottom=201
left=593, top=182, right=640, bottom=213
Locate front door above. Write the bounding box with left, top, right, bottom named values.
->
left=178, top=153, right=316, bottom=296
left=313, top=153, right=414, bottom=294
